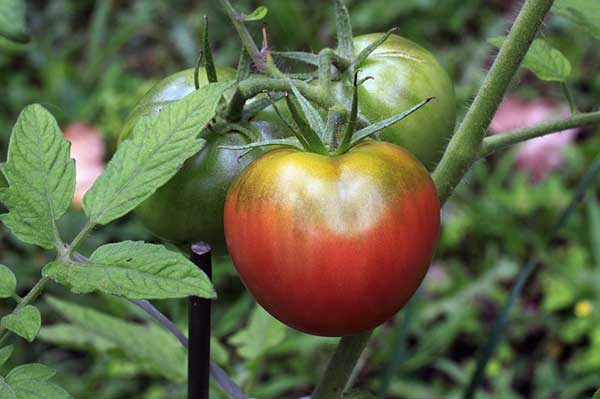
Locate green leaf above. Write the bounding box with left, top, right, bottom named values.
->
left=0, top=306, right=41, bottom=342
left=43, top=241, right=215, bottom=299
left=46, top=297, right=186, bottom=381
left=229, top=305, right=286, bottom=360
left=0, top=377, right=16, bottom=399
left=9, top=381, right=71, bottom=399
left=0, top=0, right=29, bottom=43
left=488, top=37, right=571, bottom=82
left=0, top=346, right=13, bottom=368
left=38, top=324, right=116, bottom=352
left=553, top=0, right=600, bottom=40
left=0, top=266, right=16, bottom=298
left=242, top=6, right=268, bottom=21
left=82, top=82, right=230, bottom=225
left=0, top=105, right=75, bottom=249
left=593, top=388, right=600, bottom=399
left=6, top=364, right=55, bottom=384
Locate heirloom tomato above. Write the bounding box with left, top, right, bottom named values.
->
left=224, top=140, right=440, bottom=336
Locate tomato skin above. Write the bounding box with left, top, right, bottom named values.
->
left=336, top=33, right=456, bottom=170
left=224, top=140, right=439, bottom=336
left=120, top=67, right=285, bottom=252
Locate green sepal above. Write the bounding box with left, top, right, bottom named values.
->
left=350, top=28, right=398, bottom=70
left=334, top=71, right=362, bottom=155
left=334, top=0, right=354, bottom=60
left=272, top=51, right=320, bottom=66
left=284, top=94, right=328, bottom=154
left=350, top=97, right=435, bottom=147
left=219, top=138, right=303, bottom=152
left=202, top=16, right=217, bottom=83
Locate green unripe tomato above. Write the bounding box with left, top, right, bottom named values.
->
left=337, top=33, right=456, bottom=170
left=120, top=67, right=285, bottom=252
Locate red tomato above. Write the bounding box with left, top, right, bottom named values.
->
left=224, top=140, right=439, bottom=336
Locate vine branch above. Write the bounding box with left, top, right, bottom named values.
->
left=480, top=110, right=600, bottom=157
left=433, top=0, right=555, bottom=204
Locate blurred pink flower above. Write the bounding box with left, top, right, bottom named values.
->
left=489, top=98, right=579, bottom=183
left=63, top=122, right=106, bottom=208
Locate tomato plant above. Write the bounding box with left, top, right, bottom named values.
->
left=224, top=140, right=440, bottom=336
left=335, top=33, right=456, bottom=170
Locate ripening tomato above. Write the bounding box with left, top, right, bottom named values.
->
left=224, top=140, right=439, bottom=336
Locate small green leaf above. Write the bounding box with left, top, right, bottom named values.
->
left=46, top=297, right=186, bottom=381
left=0, top=0, right=29, bottom=43
left=0, top=346, right=13, bottom=368
left=0, top=265, right=16, bottom=298
left=0, top=105, right=75, bottom=249
left=229, top=305, right=286, bottom=360
left=242, top=6, right=268, bottom=21
left=82, top=82, right=230, bottom=225
left=592, top=388, right=600, bottom=399
left=43, top=241, right=215, bottom=300
left=9, top=380, right=71, bottom=399
left=488, top=37, right=571, bottom=82
left=0, top=306, right=41, bottom=342
left=553, top=0, right=600, bottom=40
left=0, top=377, right=16, bottom=399
left=6, top=364, right=55, bottom=384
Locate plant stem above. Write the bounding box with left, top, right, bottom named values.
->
left=433, top=0, right=555, bottom=204
left=480, top=110, right=600, bottom=156
left=68, top=221, right=96, bottom=256
left=561, top=82, right=577, bottom=114
left=218, top=0, right=282, bottom=78
left=312, top=332, right=373, bottom=399
left=313, top=0, right=554, bottom=396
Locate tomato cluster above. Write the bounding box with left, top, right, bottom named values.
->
left=121, top=33, right=451, bottom=336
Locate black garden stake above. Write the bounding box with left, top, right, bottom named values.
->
left=188, top=242, right=213, bottom=399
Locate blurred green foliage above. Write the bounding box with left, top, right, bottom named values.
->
left=1, top=0, right=600, bottom=398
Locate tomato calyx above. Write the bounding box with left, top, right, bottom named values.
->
left=220, top=70, right=435, bottom=158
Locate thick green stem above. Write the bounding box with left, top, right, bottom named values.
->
left=433, top=0, right=554, bottom=204
left=480, top=110, right=600, bottom=157
left=312, top=0, right=554, bottom=396
left=312, top=332, right=373, bottom=399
